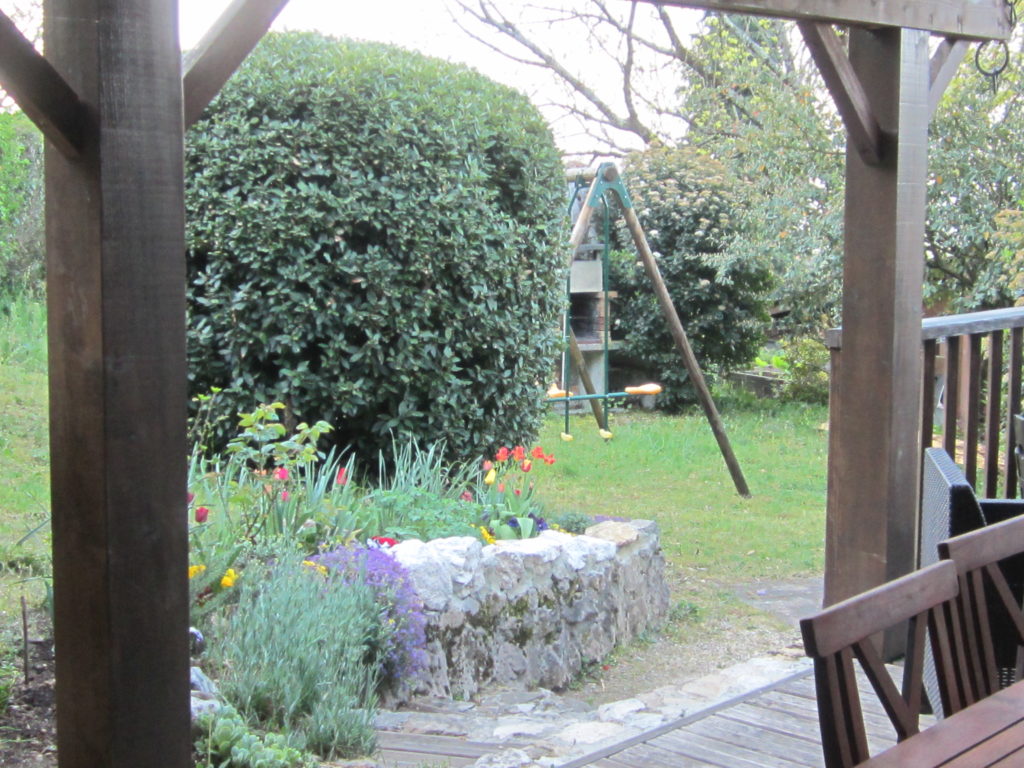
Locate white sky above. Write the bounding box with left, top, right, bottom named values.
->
left=179, top=0, right=569, bottom=132
left=178, top=0, right=698, bottom=155
left=180, top=0, right=489, bottom=65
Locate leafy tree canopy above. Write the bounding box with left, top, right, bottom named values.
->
left=456, top=4, right=1024, bottom=330
left=610, top=144, right=771, bottom=410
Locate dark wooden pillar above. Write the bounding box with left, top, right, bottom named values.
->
left=45, top=0, right=190, bottom=764
left=825, top=29, right=930, bottom=629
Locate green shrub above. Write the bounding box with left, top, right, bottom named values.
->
left=609, top=145, right=771, bottom=412
left=777, top=337, right=830, bottom=404
left=194, top=705, right=310, bottom=768
left=549, top=509, right=594, bottom=534
left=362, top=487, right=481, bottom=541
left=185, top=32, right=567, bottom=466
left=209, top=556, right=385, bottom=759
left=0, top=112, right=44, bottom=297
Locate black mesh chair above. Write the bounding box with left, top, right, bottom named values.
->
left=920, top=447, right=1024, bottom=715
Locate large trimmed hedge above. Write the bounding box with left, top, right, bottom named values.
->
left=610, top=146, right=770, bottom=411
left=186, top=32, right=567, bottom=462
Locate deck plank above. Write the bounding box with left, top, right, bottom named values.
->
left=651, top=729, right=814, bottom=768
left=686, top=713, right=824, bottom=765
left=375, top=731, right=520, bottom=766
left=611, top=742, right=711, bottom=768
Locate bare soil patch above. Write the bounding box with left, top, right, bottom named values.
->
left=0, top=612, right=56, bottom=768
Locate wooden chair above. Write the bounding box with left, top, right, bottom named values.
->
left=800, top=561, right=963, bottom=768
left=938, top=513, right=1024, bottom=711
left=919, top=447, right=1024, bottom=716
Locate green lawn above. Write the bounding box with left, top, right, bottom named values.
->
left=0, top=297, right=49, bottom=614
left=538, top=402, right=828, bottom=581
left=0, top=297, right=829, bottom=648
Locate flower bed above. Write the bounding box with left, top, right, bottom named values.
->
left=385, top=518, right=670, bottom=703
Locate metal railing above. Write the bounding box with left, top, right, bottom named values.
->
left=827, top=306, right=1024, bottom=498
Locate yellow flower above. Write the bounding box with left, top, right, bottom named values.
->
left=599, top=429, right=613, bottom=440
left=188, top=564, right=206, bottom=580
left=220, top=568, right=238, bottom=589
left=560, top=432, right=574, bottom=442
left=480, top=526, right=496, bottom=545
left=302, top=560, right=329, bottom=577
left=484, top=468, right=497, bottom=485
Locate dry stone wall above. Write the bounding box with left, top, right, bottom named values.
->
left=386, top=519, right=669, bottom=702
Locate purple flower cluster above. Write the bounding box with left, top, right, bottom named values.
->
left=310, top=545, right=428, bottom=683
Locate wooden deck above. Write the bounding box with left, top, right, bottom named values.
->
left=563, top=667, right=930, bottom=768
left=376, top=731, right=527, bottom=767
left=376, top=666, right=931, bottom=768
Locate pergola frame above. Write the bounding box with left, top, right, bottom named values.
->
left=0, top=0, right=1010, bottom=763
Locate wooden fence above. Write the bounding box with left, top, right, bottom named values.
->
left=827, top=306, right=1024, bottom=500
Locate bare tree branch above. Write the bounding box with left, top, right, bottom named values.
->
left=453, top=0, right=667, bottom=147
left=653, top=5, right=763, bottom=128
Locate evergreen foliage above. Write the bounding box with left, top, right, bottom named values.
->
left=185, top=32, right=567, bottom=463
left=610, top=146, right=771, bottom=411
left=0, top=112, right=43, bottom=297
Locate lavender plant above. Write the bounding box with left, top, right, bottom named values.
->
left=209, top=556, right=383, bottom=759
left=309, top=545, right=428, bottom=685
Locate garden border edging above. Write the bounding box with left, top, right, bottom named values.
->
left=386, top=519, right=669, bottom=703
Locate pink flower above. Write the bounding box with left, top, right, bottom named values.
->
left=482, top=459, right=494, bottom=471
left=514, top=489, right=522, bottom=496
left=520, top=459, right=532, bottom=473
left=370, top=536, right=397, bottom=548
left=187, top=492, right=195, bottom=505
left=195, top=506, right=209, bottom=524
left=280, top=490, right=290, bottom=502
left=497, top=482, right=506, bottom=493
left=495, top=447, right=510, bottom=462
left=336, top=467, right=348, bottom=486
left=461, top=491, right=473, bottom=502
left=274, top=466, right=289, bottom=481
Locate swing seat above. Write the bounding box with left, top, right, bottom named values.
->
left=624, top=383, right=662, bottom=396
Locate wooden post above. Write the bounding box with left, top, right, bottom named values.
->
left=568, top=328, right=606, bottom=426
left=620, top=203, right=751, bottom=498
left=825, top=28, right=930, bottom=649
left=46, top=0, right=190, bottom=764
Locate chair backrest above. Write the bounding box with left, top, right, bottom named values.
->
left=938, top=514, right=1024, bottom=709
left=800, top=561, right=963, bottom=768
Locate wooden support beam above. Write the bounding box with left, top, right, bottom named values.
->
left=825, top=28, right=931, bottom=660
left=929, top=38, right=971, bottom=119
left=609, top=168, right=750, bottom=498
left=46, top=0, right=190, bottom=764
left=651, top=0, right=1011, bottom=41
left=183, top=0, right=291, bottom=127
left=798, top=22, right=882, bottom=166
left=0, top=10, right=88, bottom=158
left=567, top=329, right=606, bottom=427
